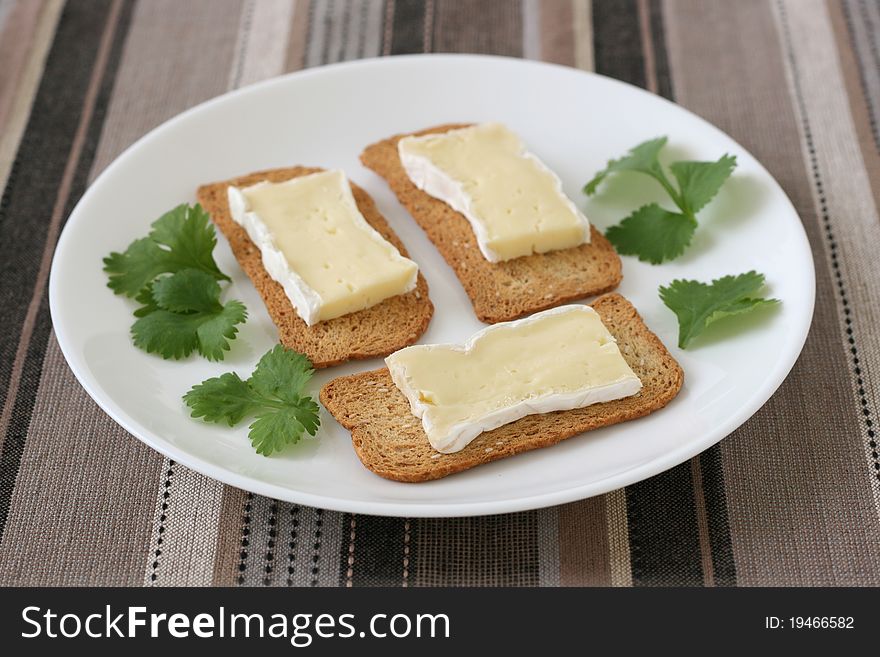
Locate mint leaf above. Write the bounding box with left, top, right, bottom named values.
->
left=659, top=271, right=779, bottom=348
left=104, top=203, right=229, bottom=297
left=183, top=345, right=321, bottom=456
left=605, top=204, right=697, bottom=264
left=670, top=155, right=737, bottom=215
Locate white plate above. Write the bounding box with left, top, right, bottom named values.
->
left=49, top=55, right=814, bottom=517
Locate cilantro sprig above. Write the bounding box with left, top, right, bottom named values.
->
left=659, top=271, right=779, bottom=348
left=132, top=270, right=248, bottom=361
left=104, top=204, right=229, bottom=296
left=184, top=345, right=321, bottom=456
left=585, top=137, right=737, bottom=264
left=104, top=203, right=246, bottom=361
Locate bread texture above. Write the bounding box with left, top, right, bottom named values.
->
left=320, top=293, right=683, bottom=482
left=197, top=167, right=433, bottom=369
left=360, top=124, right=623, bottom=324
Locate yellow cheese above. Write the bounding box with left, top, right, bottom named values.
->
left=228, top=170, right=418, bottom=325
left=386, top=305, right=641, bottom=453
left=398, top=123, right=590, bottom=262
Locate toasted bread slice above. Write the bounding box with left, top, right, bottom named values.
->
left=320, top=293, right=683, bottom=482
left=197, top=167, right=433, bottom=368
left=360, top=124, right=623, bottom=324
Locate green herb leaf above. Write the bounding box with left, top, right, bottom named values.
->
left=585, top=138, right=737, bottom=263
left=583, top=137, right=678, bottom=200
left=131, top=269, right=247, bottom=361
left=248, top=346, right=315, bottom=404
left=103, top=238, right=173, bottom=299
left=104, top=203, right=229, bottom=297
left=669, top=155, right=737, bottom=216
left=195, top=301, right=249, bottom=361
left=183, top=345, right=321, bottom=456
left=151, top=267, right=224, bottom=313
left=659, top=271, right=779, bottom=348
left=182, top=372, right=263, bottom=426
left=131, top=310, right=202, bottom=360
left=605, top=204, right=697, bottom=265
left=132, top=282, right=159, bottom=318
left=105, top=204, right=248, bottom=362
left=249, top=400, right=320, bottom=456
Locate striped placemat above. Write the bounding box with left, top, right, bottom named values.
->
left=0, top=0, right=877, bottom=586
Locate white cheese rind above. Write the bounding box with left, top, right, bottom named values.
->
left=386, top=305, right=642, bottom=453
left=398, top=144, right=496, bottom=261
left=398, top=123, right=591, bottom=263
left=228, top=183, right=324, bottom=324
left=228, top=170, right=418, bottom=326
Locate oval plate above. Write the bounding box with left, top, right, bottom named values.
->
left=49, top=55, right=814, bottom=517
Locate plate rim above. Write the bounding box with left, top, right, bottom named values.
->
left=49, top=53, right=816, bottom=517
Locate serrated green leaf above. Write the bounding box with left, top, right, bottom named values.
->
left=148, top=204, right=229, bottom=282
left=659, top=271, right=780, bottom=348
left=132, top=282, right=159, bottom=318
left=584, top=137, right=677, bottom=199
left=131, top=310, right=203, bottom=359
left=248, top=344, right=314, bottom=403
left=249, top=409, right=306, bottom=456
left=131, top=278, right=247, bottom=361
left=107, top=204, right=247, bottom=361
left=670, top=154, right=737, bottom=215
left=152, top=269, right=222, bottom=314
left=584, top=139, right=738, bottom=263
left=103, top=238, right=174, bottom=297
left=103, top=203, right=228, bottom=298
left=183, top=372, right=263, bottom=426
left=605, top=203, right=696, bottom=264
left=182, top=345, right=321, bottom=457
left=294, top=397, right=321, bottom=436
left=705, top=299, right=778, bottom=329
left=248, top=399, right=319, bottom=456
left=196, top=300, right=248, bottom=361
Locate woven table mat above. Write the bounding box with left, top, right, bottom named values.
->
left=0, top=0, right=877, bottom=587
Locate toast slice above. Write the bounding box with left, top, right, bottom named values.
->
left=197, top=167, right=433, bottom=368
left=360, top=124, right=623, bottom=324
left=320, top=293, right=683, bottom=482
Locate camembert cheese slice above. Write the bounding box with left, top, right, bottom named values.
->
left=228, top=170, right=418, bottom=325
left=386, top=305, right=641, bottom=453
left=398, top=123, right=591, bottom=262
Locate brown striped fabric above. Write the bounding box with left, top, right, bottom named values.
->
left=0, top=0, right=62, bottom=193
left=0, top=0, right=878, bottom=587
